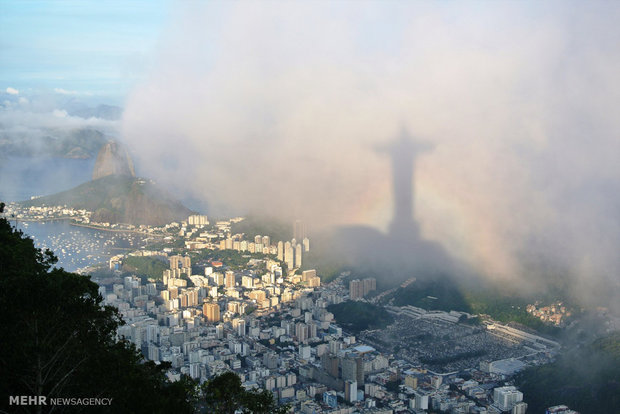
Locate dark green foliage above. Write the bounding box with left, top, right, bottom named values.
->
left=230, top=215, right=292, bottom=244
left=389, top=279, right=471, bottom=312
left=385, top=379, right=401, bottom=393
left=515, top=332, right=620, bottom=413
left=298, top=251, right=344, bottom=283
left=460, top=315, right=482, bottom=326
left=147, top=236, right=186, bottom=251
left=386, top=280, right=561, bottom=336
left=464, top=291, right=562, bottom=337
left=202, top=372, right=242, bottom=414
left=202, top=372, right=288, bottom=414
left=122, top=255, right=169, bottom=280
left=0, top=203, right=196, bottom=413
left=327, top=301, right=394, bottom=333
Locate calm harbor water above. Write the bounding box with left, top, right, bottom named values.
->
left=1, top=156, right=141, bottom=272
left=16, top=220, right=145, bottom=273
left=2, top=156, right=155, bottom=272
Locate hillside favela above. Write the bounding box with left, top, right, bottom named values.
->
left=1, top=2, right=619, bottom=414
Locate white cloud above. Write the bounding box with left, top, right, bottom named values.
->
left=54, top=88, right=79, bottom=95
left=0, top=107, right=118, bottom=130
left=122, top=2, right=620, bottom=304
left=6, top=87, right=19, bottom=95
left=52, top=87, right=93, bottom=97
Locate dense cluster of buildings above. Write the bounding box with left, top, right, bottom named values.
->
left=92, top=216, right=571, bottom=414
left=7, top=204, right=92, bottom=223
left=525, top=302, right=571, bottom=327
left=349, top=278, right=377, bottom=300
left=6, top=202, right=183, bottom=235
left=217, top=234, right=310, bottom=270
left=8, top=205, right=581, bottom=413
left=100, top=256, right=563, bottom=413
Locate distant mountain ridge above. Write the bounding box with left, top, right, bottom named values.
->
left=0, top=127, right=108, bottom=159
left=67, top=104, right=122, bottom=121
left=22, top=175, right=194, bottom=226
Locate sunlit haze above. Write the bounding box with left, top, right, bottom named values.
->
left=2, top=2, right=620, bottom=412
left=121, top=2, right=620, bottom=300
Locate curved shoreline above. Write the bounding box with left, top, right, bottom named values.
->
left=69, top=221, right=157, bottom=236
left=18, top=217, right=161, bottom=237
left=16, top=217, right=72, bottom=223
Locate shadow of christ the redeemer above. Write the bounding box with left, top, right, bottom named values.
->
left=327, top=128, right=464, bottom=286
left=381, top=128, right=433, bottom=240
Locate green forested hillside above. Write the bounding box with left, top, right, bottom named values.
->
left=327, top=301, right=394, bottom=333
left=22, top=175, right=194, bottom=225
left=0, top=202, right=285, bottom=413
left=383, top=280, right=562, bottom=336
left=123, top=255, right=169, bottom=280
left=516, top=332, right=620, bottom=413
left=0, top=203, right=196, bottom=413
left=230, top=215, right=292, bottom=242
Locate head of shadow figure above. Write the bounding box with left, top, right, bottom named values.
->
left=323, top=127, right=473, bottom=288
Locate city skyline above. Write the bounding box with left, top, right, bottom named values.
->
left=2, top=2, right=620, bottom=306
left=1, top=2, right=619, bottom=411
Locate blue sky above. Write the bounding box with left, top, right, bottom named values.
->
left=0, top=0, right=170, bottom=104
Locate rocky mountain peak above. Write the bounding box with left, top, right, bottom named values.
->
left=92, top=141, right=135, bottom=180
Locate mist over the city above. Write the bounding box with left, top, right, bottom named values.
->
left=2, top=2, right=620, bottom=413
left=121, top=2, right=620, bottom=304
